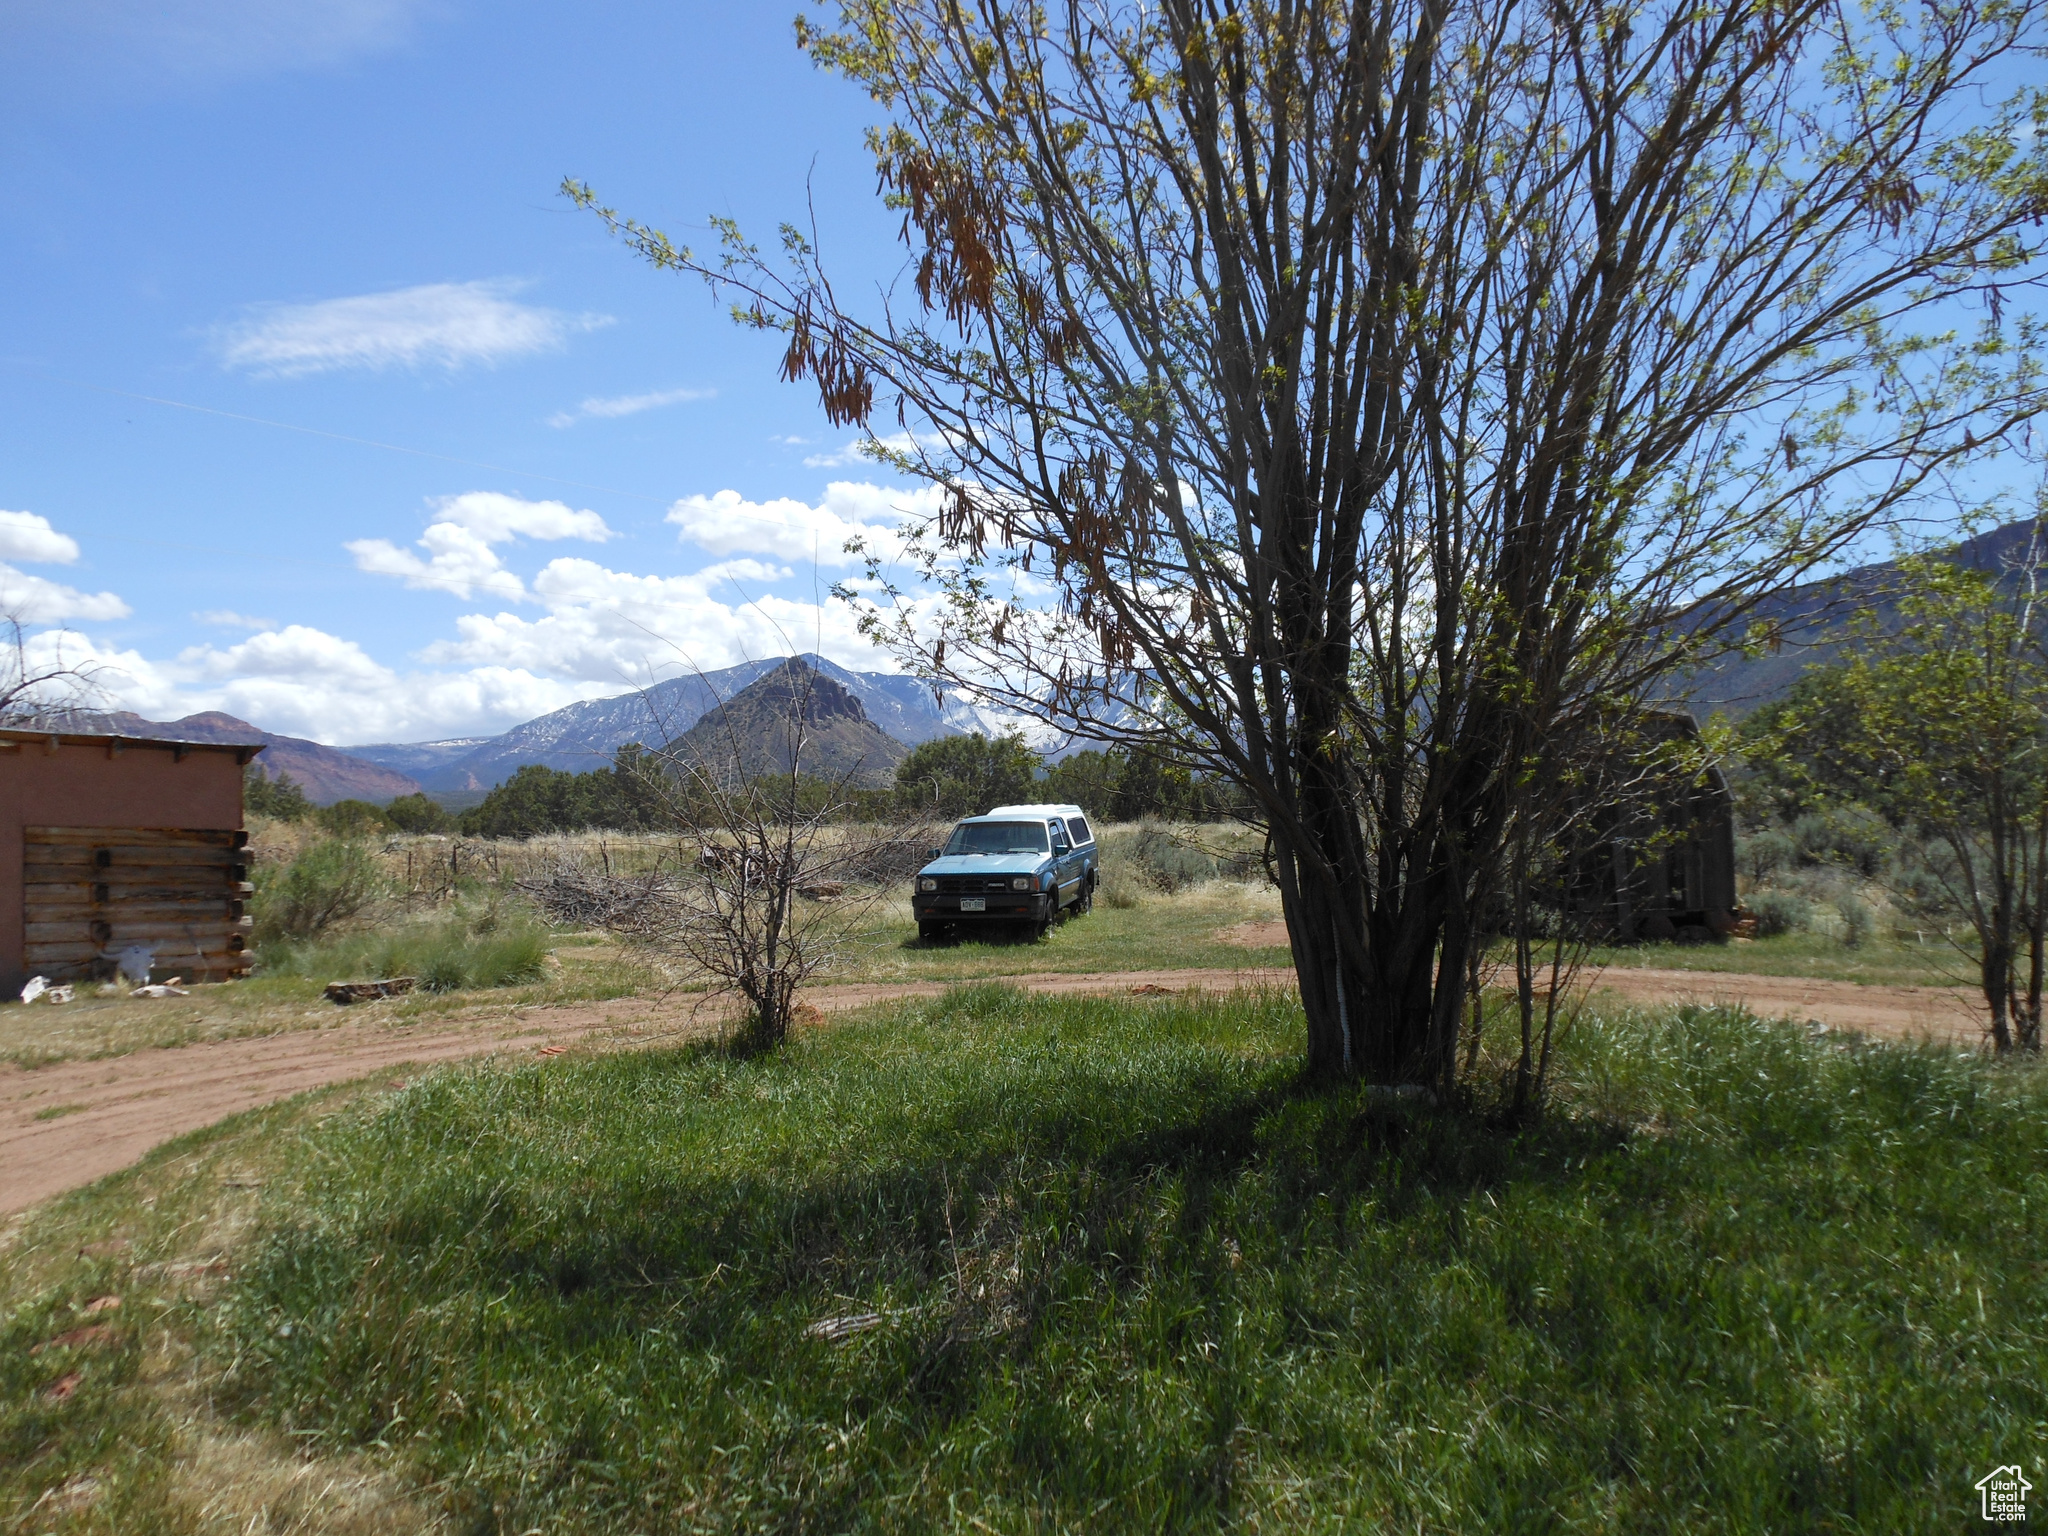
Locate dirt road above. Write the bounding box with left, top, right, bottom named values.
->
left=0, top=963, right=1985, bottom=1217
left=1580, top=965, right=1983, bottom=1045
left=1216, top=920, right=1986, bottom=1046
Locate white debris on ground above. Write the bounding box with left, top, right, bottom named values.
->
left=115, top=944, right=158, bottom=986
left=19, top=968, right=188, bottom=1003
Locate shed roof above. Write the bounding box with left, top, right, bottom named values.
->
left=0, top=725, right=266, bottom=764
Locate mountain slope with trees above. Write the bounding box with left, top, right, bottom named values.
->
left=1683, top=518, right=2048, bottom=719
left=663, top=659, right=909, bottom=789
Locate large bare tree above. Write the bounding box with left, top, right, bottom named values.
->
left=574, top=0, right=2048, bottom=1087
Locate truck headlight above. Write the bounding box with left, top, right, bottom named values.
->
left=1012, top=876, right=1031, bottom=891
left=919, top=878, right=937, bottom=893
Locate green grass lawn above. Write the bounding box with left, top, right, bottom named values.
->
left=13, top=988, right=2038, bottom=1532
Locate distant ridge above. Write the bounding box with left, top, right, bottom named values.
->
left=348, top=654, right=995, bottom=794
left=341, top=738, right=495, bottom=778
left=63, top=711, right=420, bottom=806
left=1680, top=517, right=2047, bottom=720
left=664, top=658, right=910, bottom=787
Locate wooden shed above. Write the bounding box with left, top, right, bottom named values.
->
left=1, top=726, right=258, bottom=997
left=1562, top=711, right=1740, bottom=942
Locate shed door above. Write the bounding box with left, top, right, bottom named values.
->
left=23, top=826, right=253, bottom=983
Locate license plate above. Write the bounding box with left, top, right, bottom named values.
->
left=959, top=898, right=986, bottom=912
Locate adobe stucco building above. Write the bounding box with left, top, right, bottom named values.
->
left=1, top=726, right=258, bottom=997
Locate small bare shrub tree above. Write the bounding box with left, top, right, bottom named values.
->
left=531, top=659, right=935, bottom=1048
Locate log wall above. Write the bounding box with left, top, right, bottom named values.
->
left=22, top=827, right=253, bottom=982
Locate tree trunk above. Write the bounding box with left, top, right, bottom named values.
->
left=1273, top=812, right=1371, bottom=1080
left=1357, top=905, right=1448, bottom=1087
left=2025, top=918, right=2043, bottom=1053
left=1280, top=880, right=1357, bottom=1078
left=1983, top=936, right=2015, bottom=1054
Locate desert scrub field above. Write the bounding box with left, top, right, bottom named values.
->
left=0, top=870, right=1284, bottom=1070
left=8, top=989, right=2036, bottom=1532
left=308, top=819, right=1969, bottom=992
left=255, top=899, right=551, bottom=994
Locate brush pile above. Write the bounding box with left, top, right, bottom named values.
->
left=516, top=866, right=681, bottom=936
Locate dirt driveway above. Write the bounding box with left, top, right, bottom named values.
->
left=1579, top=965, right=1983, bottom=1044
left=1216, top=920, right=1986, bottom=1047
left=0, top=962, right=1985, bottom=1218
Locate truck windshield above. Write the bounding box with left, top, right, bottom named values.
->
left=944, top=821, right=1049, bottom=855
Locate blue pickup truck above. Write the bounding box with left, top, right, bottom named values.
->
left=912, top=803, right=1099, bottom=941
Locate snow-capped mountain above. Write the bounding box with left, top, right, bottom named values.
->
left=348, top=655, right=977, bottom=793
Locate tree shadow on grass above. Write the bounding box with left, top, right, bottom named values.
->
left=387, top=1054, right=1643, bottom=1334
left=219, top=1001, right=2034, bottom=1536
left=219, top=1033, right=1711, bottom=1533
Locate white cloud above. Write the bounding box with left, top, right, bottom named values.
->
left=39, top=620, right=610, bottom=744
left=215, top=280, right=610, bottom=377
left=547, top=386, right=714, bottom=428
left=346, top=491, right=615, bottom=602
left=405, top=544, right=938, bottom=693
left=0, top=510, right=81, bottom=565
left=12, top=628, right=170, bottom=716
left=193, top=609, right=277, bottom=630
left=666, top=481, right=941, bottom=567
left=417, top=556, right=813, bottom=678
left=347, top=524, right=527, bottom=603
left=428, top=491, right=613, bottom=544
left=6, top=484, right=959, bottom=744
left=0, top=564, right=130, bottom=623
left=179, top=624, right=389, bottom=689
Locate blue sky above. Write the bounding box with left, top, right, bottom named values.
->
left=0, top=0, right=939, bottom=745
left=4, top=4, right=2037, bottom=749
